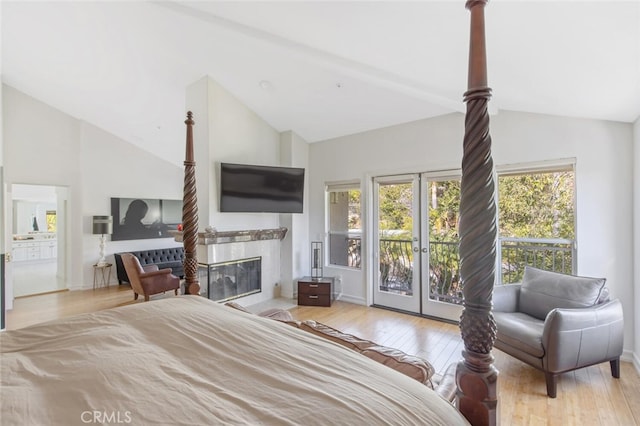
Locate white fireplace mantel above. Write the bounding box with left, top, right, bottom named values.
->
left=170, top=227, right=287, bottom=306
left=170, top=227, right=288, bottom=246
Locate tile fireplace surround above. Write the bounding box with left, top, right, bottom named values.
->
left=171, top=227, right=288, bottom=304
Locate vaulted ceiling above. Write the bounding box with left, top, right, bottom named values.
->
left=3, top=1, right=639, bottom=165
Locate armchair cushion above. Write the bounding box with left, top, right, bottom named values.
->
left=493, top=312, right=544, bottom=357
left=519, top=267, right=607, bottom=320
left=139, top=269, right=177, bottom=295
left=492, top=283, right=521, bottom=312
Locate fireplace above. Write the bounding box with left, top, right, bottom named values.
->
left=199, top=256, right=261, bottom=302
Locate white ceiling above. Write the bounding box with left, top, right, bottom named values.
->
left=2, top=1, right=639, bottom=166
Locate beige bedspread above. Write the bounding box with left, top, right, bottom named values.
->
left=1, top=296, right=468, bottom=425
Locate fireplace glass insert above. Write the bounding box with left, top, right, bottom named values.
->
left=199, top=256, right=261, bottom=302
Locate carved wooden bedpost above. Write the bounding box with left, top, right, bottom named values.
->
left=456, top=1, right=499, bottom=425
left=182, top=111, right=201, bottom=295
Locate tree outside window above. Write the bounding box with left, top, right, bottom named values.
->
left=498, top=169, right=575, bottom=283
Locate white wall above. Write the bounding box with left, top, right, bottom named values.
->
left=279, top=130, right=310, bottom=298
left=633, top=117, right=639, bottom=370
left=3, top=85, right=183, bottom=292
left=186, top=76, right=308, bottom=304
left=187, top=76, right=281, bottom=232
left=3, top=84, right=84, bottom=289
left=79, top=122, right=183, bottom=289
left=309, top=111, right=635, bottom=356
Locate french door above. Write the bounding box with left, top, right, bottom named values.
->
left=373, top=172, right=463, bottom=322
left=372, top=175, right=421, bottom=312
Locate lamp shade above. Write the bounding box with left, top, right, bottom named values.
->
left=92, top=216, right=113, bottom=235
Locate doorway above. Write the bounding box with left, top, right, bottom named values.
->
left=372, top=172, right=463, bottom=322
left=9, top=184, right=67, bottom=297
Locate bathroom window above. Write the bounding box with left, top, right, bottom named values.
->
left=46, top=210, right=57, bottom=232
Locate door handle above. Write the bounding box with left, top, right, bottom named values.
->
left=421, top=248, right=428, bottom=253
left=413, top=247, right=419, bottom=253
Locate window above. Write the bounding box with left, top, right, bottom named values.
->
left=46, top=210, right=57, bottom=232
left=327, top=183, right=361, bottom=269
left=497, top=165, right=576, bottom=284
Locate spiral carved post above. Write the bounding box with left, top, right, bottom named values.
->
left=182, top=111, right=201, bottom=295
left=455, top=1, right=499, bottom=425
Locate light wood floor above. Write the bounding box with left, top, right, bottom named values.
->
left=5, top=287, right=640, bottom=426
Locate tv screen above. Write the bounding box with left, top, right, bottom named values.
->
left=220, top=163, right=305, bottom=213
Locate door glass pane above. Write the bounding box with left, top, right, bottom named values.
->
left=427, top=179, right=463, bottom=305
left=377, top=182, right=414, bottom=295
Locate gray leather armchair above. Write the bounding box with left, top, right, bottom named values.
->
left=493, top=267, right=624, bottom=398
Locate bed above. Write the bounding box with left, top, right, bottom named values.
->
left=2, top=1, right=497, bottom=425
left=1, top=296, right=468, bottom=425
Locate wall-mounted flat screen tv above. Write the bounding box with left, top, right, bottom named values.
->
left=220, top=163, right=305, bottom=213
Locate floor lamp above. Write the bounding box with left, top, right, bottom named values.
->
left=92, top=215, right=113, bottom=266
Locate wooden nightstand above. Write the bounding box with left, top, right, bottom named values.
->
left=297, top=276, right=334, bottom=307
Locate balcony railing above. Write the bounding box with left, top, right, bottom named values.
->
left=329, top=233, right=362, bottom=268
left=378, top=238, right=414, bottom=295
left=428, top=240, right=463, bottom=304
left=499, top=237, right=574, bottom=284
left=366, top=236, right=574, bottom=305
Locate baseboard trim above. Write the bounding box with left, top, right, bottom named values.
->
left=632, top=351, right=640, bottom=375
left=14, top=288, right=68, bottom=299
left=335, top=293, right=365, bottom=305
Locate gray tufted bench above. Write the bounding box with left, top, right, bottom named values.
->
left=114, top=247, right=185, bottom=284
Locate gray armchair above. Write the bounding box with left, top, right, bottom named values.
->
left=493, top=267, right=624, bottom=398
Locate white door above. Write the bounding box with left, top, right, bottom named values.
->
left=372, top=172, right=464, bottom=322
left=372, top=175, right=421, bottom=313
left=420, top=172, right=464, bottom=322
left=3, top=182, right=14, bottom=320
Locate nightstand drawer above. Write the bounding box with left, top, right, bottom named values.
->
left=297, top=276, right=334, bottom=307
left=298, top=282, right=331, bottom=295
left=297, top=293, right=331, bottom=307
